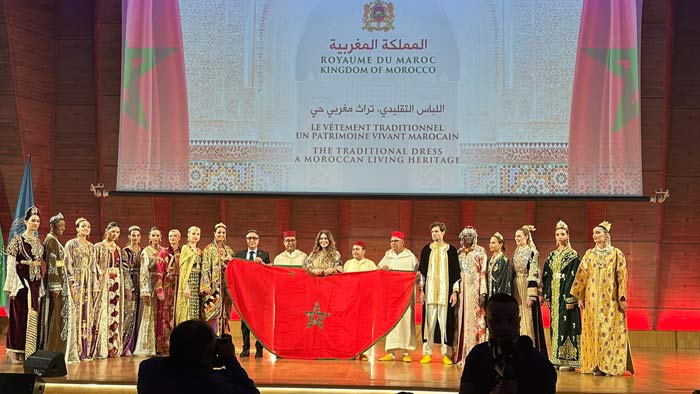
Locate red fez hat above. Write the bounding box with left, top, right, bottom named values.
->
left=391, top=231, right=405, bottom=240
left=283, top=230, right=296, bottom=238
left=353, top=240, right=366, bottom=248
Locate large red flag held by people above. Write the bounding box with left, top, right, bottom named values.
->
left=226, top=259, right=416, bottom=359
left=567, top=0, right=643, bottom=195
left=119, top=0, right=190, bottom=191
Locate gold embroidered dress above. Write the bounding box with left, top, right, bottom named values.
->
left=512, top=245, right=547, bottom=354
left=133, top=244, right=161, bottom=356
left=304, top=250, right=343, bottom=272
left=176, top=243, right=202, bottom=325
left=64, top=238, right=95, bottom=360
left=542, top=246, right=581, bottom=367
left=200, top=242, right=234, bottom=335
left=4, top=234, right=44, bottom=359
left=570, top=246, right=634, bottom=375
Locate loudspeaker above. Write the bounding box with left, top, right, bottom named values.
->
left=0, top=373, right=45, bottom=394
left=23, top=350, right=67, bottom=377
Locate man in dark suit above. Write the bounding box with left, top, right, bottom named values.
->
left=234, top=229, right=270, bottom=358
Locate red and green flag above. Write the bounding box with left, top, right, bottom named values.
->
left=226, top=260, right=416, bottom=359
left=568, top=0, right=643, bottom=195
left=119, top=0, right=190, bottom=191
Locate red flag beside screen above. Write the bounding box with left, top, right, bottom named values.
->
left=226, top=260, right=416, bottom=359
left=568, top=0, right=643, bottom=195
left=119, top=0, right=190, bottom=191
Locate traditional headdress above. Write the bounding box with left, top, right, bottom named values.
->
left=24, top=206, right=40, bottom=220
left=555, top=220, right=568, bottom=231
left=493, top=232, right=504, bottom=244
left=391, top=231, right=405, bottom=240
left=353, top=240, right=366, bottom=249
left=458, top=226, right=478, bottom=246
left=595, top=221, right=612, bottom=247
left=214, top=223, right=227, bottom=230
left=49, top=212, right=65, bottom=225
left=283, top=230, right=296, bottom=238
left=597, top=221, right=612, bottom=233
left=522, top=225, right=536, bottom=233
left=555, top=220, right=570, bottom=247
left=75, top=217, right=88, bottom=227
left=105, top=221, right=119, bottom=231
left=519, top=225, right=537, bottom=251
left=492, top=232, right=506, bottom=252
left=128, top=225, right=141, bottom=233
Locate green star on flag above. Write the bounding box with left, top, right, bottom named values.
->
left=305, top=301, right=330, bottom=329
left=122, top=44, right=178, bottom=130
left=583, top=47, right=639, bottom=132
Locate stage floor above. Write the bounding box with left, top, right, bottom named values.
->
left=2, top=332, right=700, bottom=394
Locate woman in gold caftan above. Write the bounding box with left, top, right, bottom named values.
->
left=200, top=223, right=234, bottom=336
left=570, top=221, right=634, bottom=376
left=304, top=230, right=342, bottom=276
left=176, top=226, right=203, bottom=325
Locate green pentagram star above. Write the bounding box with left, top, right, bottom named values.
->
left=583, top=47, right=640, bottom=132
left=305, top=301, right=330, bottom=329
left=121, top=44, right=178, bottom=130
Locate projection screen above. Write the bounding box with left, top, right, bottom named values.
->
left=117, top=0, right=643, bottom=196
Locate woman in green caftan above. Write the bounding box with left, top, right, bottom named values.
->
left=542, top=220, right=581, bottom=371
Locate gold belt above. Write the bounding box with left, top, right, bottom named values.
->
left=20, top=259, right=42, bottom=281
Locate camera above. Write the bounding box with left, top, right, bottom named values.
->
left=489, top=335, right=531, bottom=380
left=213, top=334, right=234, bottom=368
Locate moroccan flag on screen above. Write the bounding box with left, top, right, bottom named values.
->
left=119, top=0, right=189, bottom=191
left=226, top=260, right=416, bottom=359
left=568, top=0, right=643, bottom=195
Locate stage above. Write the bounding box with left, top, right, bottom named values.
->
left=2, top=323, right=700, bottom=394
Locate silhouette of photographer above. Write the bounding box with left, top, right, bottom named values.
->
left=459, top=293, right=556, bottom=394
left=138, top=319, right=259, bottom=394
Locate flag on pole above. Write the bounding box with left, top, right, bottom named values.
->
left=9, top=156, right=36, bottom=240
left=2, top=155, right=35, bottom=314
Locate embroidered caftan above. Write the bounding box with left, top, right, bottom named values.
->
left=542, top=246, right=581, bottom=367
left=570, top=247, right=634, bottom=376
